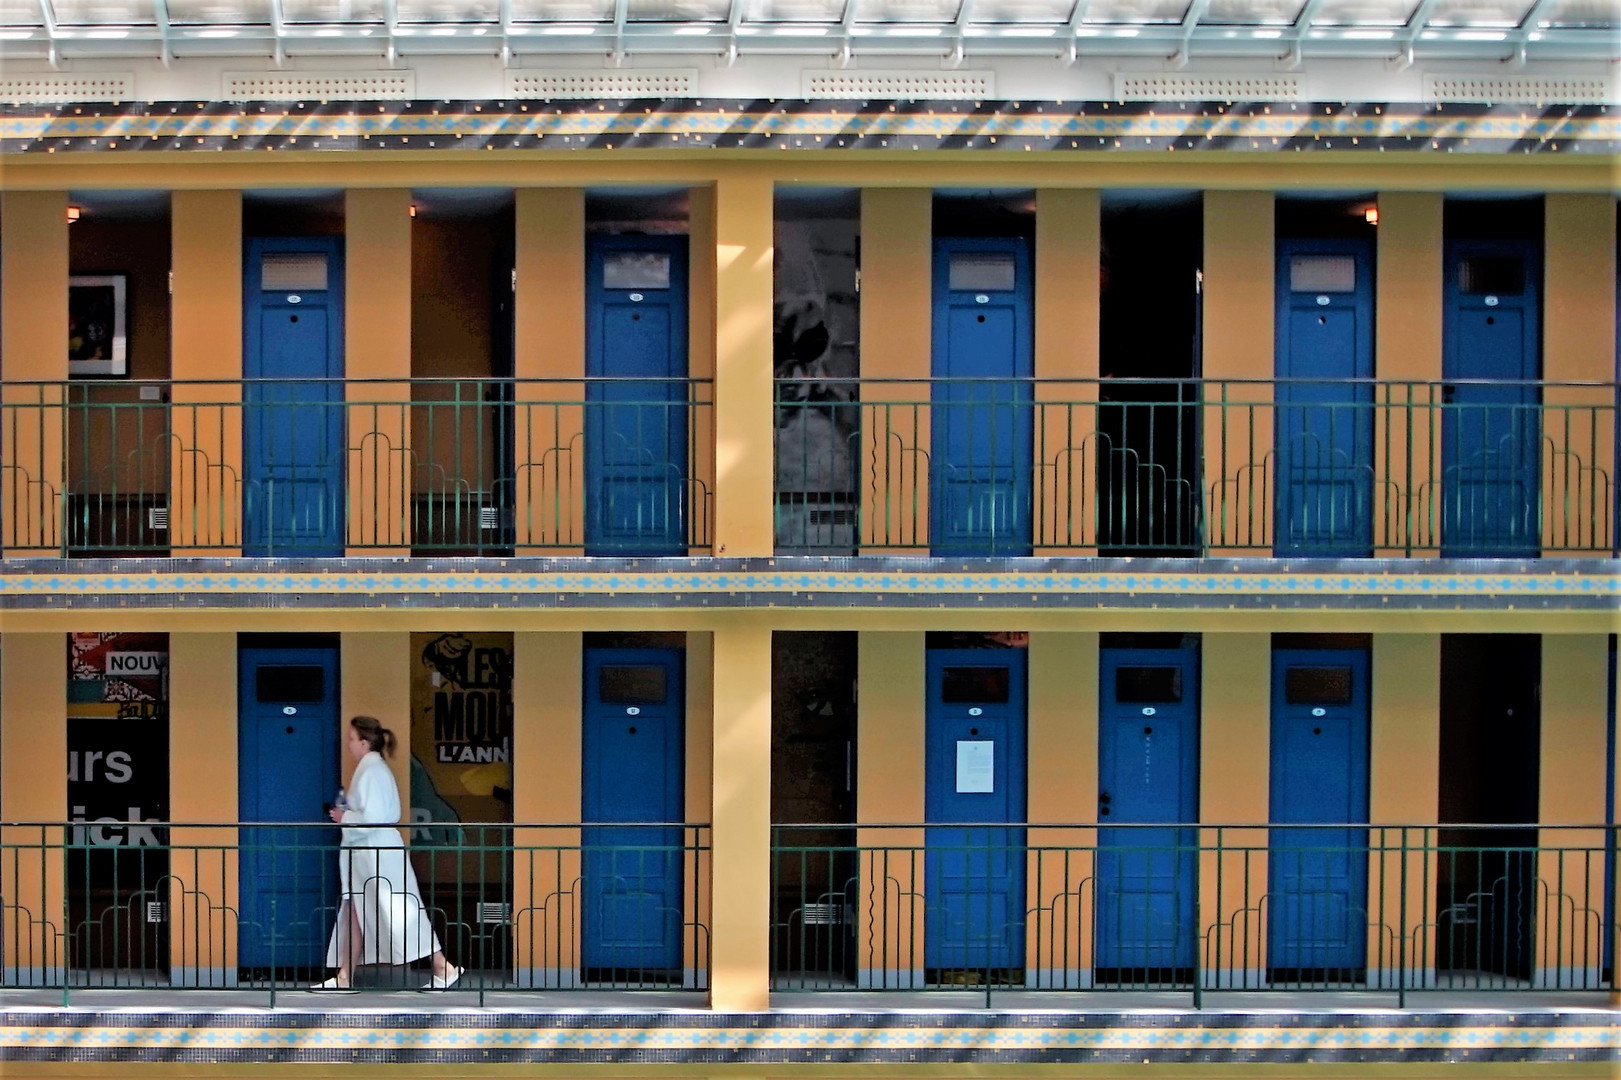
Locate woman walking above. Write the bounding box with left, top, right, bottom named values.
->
left=315, top=715, right=462, bottom=990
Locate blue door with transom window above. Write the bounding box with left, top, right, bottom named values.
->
left=1096, top=642, right=1199, bottom=977
left=1268, top=647, right=1370, bottom=976
left=586, top=235, right=689, bottom=556
left=1275, top=238, right=1375, bottom=556
left=925, top=648, right=1026, bottom=973
left=582, top=647, right=684, bottom=977
left=1442, top=239, right=1540, bottom=556
left=244, top=237, right=345, bottom=556
left=931, top=237, right=1033, bottom=556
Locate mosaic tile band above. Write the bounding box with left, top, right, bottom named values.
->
left=0, top=99, right=1612, bottom=154
left=0, top=557, right=1614, bottom=612
left=3, top=1009, right=1618, bottom=1065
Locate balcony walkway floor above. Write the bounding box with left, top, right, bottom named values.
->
left=3, top=986, right=1617, bottom=1069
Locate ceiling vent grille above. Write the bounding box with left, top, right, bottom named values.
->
left=802, top=70, right=994, bottom=99
left=506, top=70, right=698, bottom=99
left=0, top=74, right=134, bottom=104
left=1424, top=74, right=1612, bottom=105
left=224, top=71, right=416, bottom=101
left=1115, top=73, right=1303, bottom=101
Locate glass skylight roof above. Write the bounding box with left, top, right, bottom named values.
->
left=0, top=0, right=1612, bottom=62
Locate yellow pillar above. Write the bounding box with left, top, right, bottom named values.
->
left=513, top=188, right=586, bottom=553
left=1373, top=192, right=1445, bottom=555
left=856, top=630, right=925, bottom=987
left=688, top=188, right=719, bottom=554
left=170, top=191, right=243, bottom=554
left=708, top=623, right=771, bottom=1010
left=859, top=190, right=932, bottom=552
left=1537, top=634, right=1610, bottom=987
left=167, top=631, right=237, bottom=985
left=1, top=633, right=67, bottom=984
left=339, top=632, right=409, bottom=821
left=1202, top=192, right=1275, bottom=554
left=1034, top=190, right=1101, bottom=554
left=344, top=190, right=413, bottom=553
left=1369, top=634, right=1441, bottom=989
left=1, top=192, right=69, bottom=556
left=1199, top=633, right=1270, bottom=987
left=1541, top=195, right=1617, bottom=555
left=512, top=631, right=582, bottom=987
left=1027, top=631, right=1098, bottom=986
left=712, top=177, right=775, bottom=558
left=685, top=632, right=715, bottom=983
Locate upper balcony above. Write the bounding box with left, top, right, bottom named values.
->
left=1, top=375, right=1614, bottom=561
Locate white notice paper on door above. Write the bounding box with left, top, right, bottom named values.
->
left=956, top=740, right=994, bottom=794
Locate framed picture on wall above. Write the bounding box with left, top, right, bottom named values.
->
left=68, top=274, right=128, bottom=377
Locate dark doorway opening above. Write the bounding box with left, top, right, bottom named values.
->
left=1438, top=634, right=1540, bottom=984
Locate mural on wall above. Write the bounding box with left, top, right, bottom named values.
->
left=774, top=213, right=860, bottom=552
left=67, top=632, right=168, bottom=844
left=409, top=632, right=514, bottom=881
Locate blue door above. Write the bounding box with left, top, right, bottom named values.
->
left=1275, top=239, right=1375, bottom=556
left=1268, top=647, right=1370, bottom=976
left=586, top=236, right=689, bottom=556
left=931, top=238, right=1034, bottom=556
left=582, top=648, right=684, bottom=976
left=1442, top=239, right=1541, bottom=556
left=238, top=645, right=339, bottom=970
left=1096, top=643, right=1199, bottom=976
left=244, top=237, right=345, bottom=556
left=924, top=649, right=1027, bottom=973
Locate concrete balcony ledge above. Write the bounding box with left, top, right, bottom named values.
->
left=0, top=557, right=1615, bottom=627
left=2, top=990, right=1618, bottom=1068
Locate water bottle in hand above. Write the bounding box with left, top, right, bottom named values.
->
left=335, top=787, right=347, bottom=811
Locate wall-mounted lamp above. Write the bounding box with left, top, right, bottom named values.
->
left=409, top=204, right=418, bottom=217
left=66, top=206, right=81, bottom=223
left=1363, top=206, right=1379, bottom=225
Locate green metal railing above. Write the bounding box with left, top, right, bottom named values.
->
left=1, top=821, right=710, bottom=1005
left=0, top=378, right=714, bottom=555
left=774, top=378, right=1619, bottom=556
left=771, top=823, right=1619, bottom=1006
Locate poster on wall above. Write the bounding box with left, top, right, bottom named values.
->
left=409, top=632, right=514, bottom=882
left=68, top=275, right=129, bottom=378
left=68, top=633, right=169, bottom=844
left=774, top=213, right=860, bottom=552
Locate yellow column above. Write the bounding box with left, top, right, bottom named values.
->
left=1369, top=634, right=1441, bottom=989
left=856, top=631, right=925, bottom=987
left=1537, top=634, right=1610, bottom=987
left=1, top=633, right=67, bottom=984
left=1034, top=190, right=1101, bottom=554
left=170, top=191, right=243, bottom=554
left=1027, top=631, right=1098, bottom=986
left=685, top=632, right=715, bottom=984
left=339, top=632, right=409, bottom=819
left=1, top=192, right=69, bottom=556
left=1202, top=192, right=1275, bottom=554
left=688, top=188, right=719, bottom=554
left=345, top=189, right=412, bottom=553
left=513, top=188, right=586, bottom=553
left=859, top=190, right=932, bottom=551
left=167, top=632, right=238, bottom=986
left=708, top=623, right=771, bottom=1010
left=512, top=631, right=582, bottom=987
left=1373, top=192, right=1445, bottom=555
left=1541, top=195, right=1617, bottom=555
left=1199, top=633, right=1270, bottom=987
left=712, top=176, right=775, bottom=558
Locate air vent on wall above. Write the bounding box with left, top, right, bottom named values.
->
left=1114, top=73, right=1303, bottom=101
left=506, top=70, right=698, bottom=99
left=1424, top=74, right=1612, bottom=105
left=0, top=74, right=134, bottom=104
left=224, top=71, right=416, bottom=101
left=802, top=70, right=994, bottom=100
